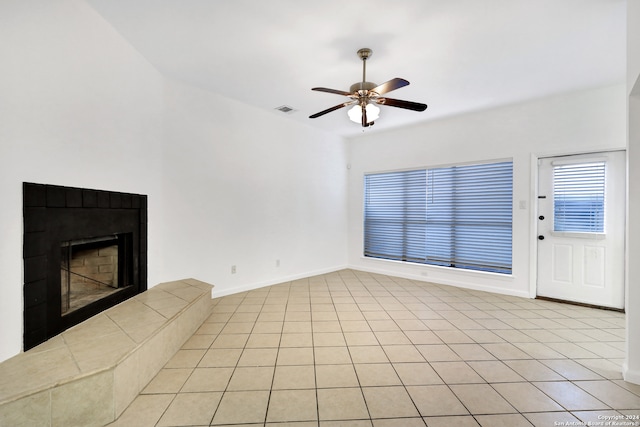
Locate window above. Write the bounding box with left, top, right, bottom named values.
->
left=364, top=161, right=513, bottom=274
left=553, top=162, right=605, bottom=233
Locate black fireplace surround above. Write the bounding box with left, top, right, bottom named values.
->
left=23, top=183, right=147, bottom=351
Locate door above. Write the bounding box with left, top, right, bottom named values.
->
left=537, top=151, right=626, bottom=309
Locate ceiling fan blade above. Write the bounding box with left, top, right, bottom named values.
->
left=377, top=97, right=427, bottom=112
left=309, top=102, right=352, bottom=119
left=311, top=87, right=353, bottom=97
left=371, top=78, right=409, bottom=95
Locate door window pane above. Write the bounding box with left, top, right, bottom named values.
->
left=553, top=162, right=605, bottom=232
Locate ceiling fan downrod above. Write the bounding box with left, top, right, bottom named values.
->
left=352, top=48, right=376, bottom=94
left=358, top=48, right=372, bottom=87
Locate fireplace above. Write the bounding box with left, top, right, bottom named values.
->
left=23, top=183, right=147, bottom=351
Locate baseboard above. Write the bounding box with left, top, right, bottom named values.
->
left=209, top=263, right=531, bottom=300
left=211, top=264, right=349, bottom=298
left=347, top=264, right=531, bottom=299
left=623, top=362, right=640, bottom=385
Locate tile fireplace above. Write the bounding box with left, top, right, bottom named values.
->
left=22, top=183, right=147, bottom=350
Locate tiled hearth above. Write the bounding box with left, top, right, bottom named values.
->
left=0, top=279, right=214, bottom=426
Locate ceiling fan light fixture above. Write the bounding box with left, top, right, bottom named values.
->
left=348, top=103, right=380, bottom=124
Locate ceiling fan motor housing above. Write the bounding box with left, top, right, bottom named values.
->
left=350, top=81, right=377, bottom=94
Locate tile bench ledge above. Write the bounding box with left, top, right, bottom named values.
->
left=0, top=279, right=214, bottom=427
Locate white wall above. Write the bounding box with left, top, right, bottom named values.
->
left=0, top=0, right=350, bottom=363
left=624, top=0, right=640, bottom=385
left=161, top=80, right=348, bottom=296
left=347, top=85, right=626, bottom=297
left=0, top=0, right=167, bottom=362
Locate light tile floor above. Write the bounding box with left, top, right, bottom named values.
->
left=109, top=269, right=640, bottom=427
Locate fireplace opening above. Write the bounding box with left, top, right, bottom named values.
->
left=60, top=234, right=133, bottom=315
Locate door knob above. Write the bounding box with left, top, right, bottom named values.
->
left=539, top=215, right=545, bottom=220
left=538, top=235, right=545, bottom=240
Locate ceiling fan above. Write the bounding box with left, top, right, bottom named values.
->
left=309, top=48, right=428, bottom=128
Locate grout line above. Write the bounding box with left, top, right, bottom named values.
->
left=206, top=291, right=255, bottom=426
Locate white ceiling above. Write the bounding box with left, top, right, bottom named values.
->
left=85, top=0, right=626, bottom=137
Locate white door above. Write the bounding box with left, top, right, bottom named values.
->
left=537, top=151, right=626, bottom=309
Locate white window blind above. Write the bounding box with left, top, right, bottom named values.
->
left=364, top=161, right=513, bottom=274
left=553, top=162, right=605, bottom=233
left=364, top=170, right=427, bottom=263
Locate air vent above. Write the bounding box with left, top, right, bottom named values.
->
left=275, top=105, right=296, bottom=114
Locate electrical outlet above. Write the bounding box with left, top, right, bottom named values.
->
left=231, top=265, right=236, bottom=274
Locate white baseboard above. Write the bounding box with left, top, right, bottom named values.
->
left=623, top=362, right=640, bottom=385
left=211, top=264, right=349, bottom=298
left=347, top=264, right=531, bottom=299
left=210, top=263, right=531, bottom=301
